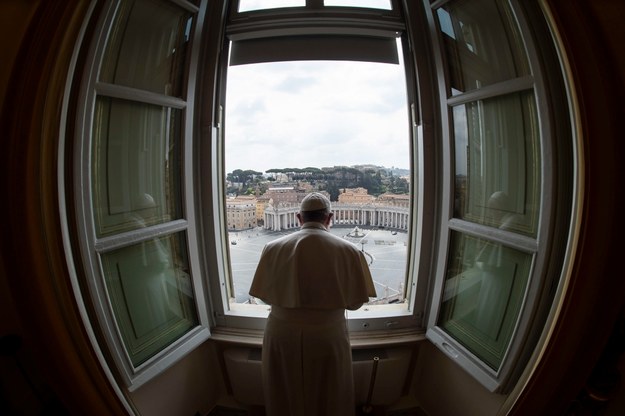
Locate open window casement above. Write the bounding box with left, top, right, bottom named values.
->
left=423, top=0, right=575, bottom=392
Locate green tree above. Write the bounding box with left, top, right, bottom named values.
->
left=226, top=169, right=263, bottom=192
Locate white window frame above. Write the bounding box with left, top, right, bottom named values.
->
left=69, top=0, right=211, bottom=390
left=204, top=0, right=430, bottom=334
left=423, top=0, right=577, bottom=392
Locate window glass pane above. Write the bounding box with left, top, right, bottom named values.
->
left=100, top=0, right=194, bottom=97
left=101, top=232, right=198, bottom=366
left=92, top=97, right=183, bottom=237
left=453, top=91, right=540, bottom=237
left=436, top=0, right=530, bottom=96
left=238, top=0, right=305, bottom=12
left=324, top=0, right=392, bottom=10
left=224, top=57, right=411, bottom=307
left=438, top=232, right=532, bottom=370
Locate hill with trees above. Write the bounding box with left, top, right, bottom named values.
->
left=227, top=165, right=409, bottom=200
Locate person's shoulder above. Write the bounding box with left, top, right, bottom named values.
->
left=264, top=230, right=301, bottom=249
left=323, top=231, right=360, bottom=250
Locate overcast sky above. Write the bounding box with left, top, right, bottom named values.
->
left=224, top=58, right=411, bottom=174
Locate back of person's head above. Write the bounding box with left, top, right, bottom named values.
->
left=299, top=192, right=331, bottom=223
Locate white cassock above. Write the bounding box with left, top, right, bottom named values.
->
left=249, top=222, right=376, bottom=416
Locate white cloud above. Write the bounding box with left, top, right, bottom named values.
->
left=225, top=60, right=410, bottom=173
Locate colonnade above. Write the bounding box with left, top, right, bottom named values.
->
left=263, top=205, right=299, bottom=231
left=332, top=204, right=410, bottom=230
left=262, top=203, right=410, bottom=232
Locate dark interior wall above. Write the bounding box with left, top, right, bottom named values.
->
left=129, top=341, right=224, bottom=416
left=0, top=1, right=130, bottom=414
left=412, top=341, right=507, bottom=416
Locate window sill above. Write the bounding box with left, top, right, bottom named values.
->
left=209, top=326, right=426, bottom=348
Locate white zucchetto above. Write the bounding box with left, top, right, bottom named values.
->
left=300, top=192, right=331, bottom=212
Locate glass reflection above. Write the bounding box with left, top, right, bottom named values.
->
left=100, top=0, right=193, bottom=97
left=101, top=232, right=198, bottom=366
left=436, top=0, right=530, bottom=95
left=438, top=232, right=532, bottom=370
left=453, top=91, right=540, bottom=237
left=92, top=97, right=182, bottom=237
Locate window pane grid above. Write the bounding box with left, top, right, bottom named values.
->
left=71, top=0, right=209, bottom=388
left=425, top=0, right=556, bottom=390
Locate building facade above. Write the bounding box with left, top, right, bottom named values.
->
left=226, top=196, right=257, bottom=230
left=338, top=187, right=377, bottom=204
left=263, top=186, right=299, bottom=205
left=377, top=192, right=410, bottom=208
left=262, top=191, right=410, bottom=232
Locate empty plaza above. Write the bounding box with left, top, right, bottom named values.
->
left=227, top=225, right=409, bottom=304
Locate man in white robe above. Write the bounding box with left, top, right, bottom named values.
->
left=250, top=192, right=376, bottom=416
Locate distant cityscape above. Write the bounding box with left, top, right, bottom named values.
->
left=226, top=165, right=411, bottom=231
left=225, top=165, right=412, bottom=304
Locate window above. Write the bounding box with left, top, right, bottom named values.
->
left=223, top=55, right=412, bottom=311
left=325, top=0, right=392, bottom=10
left=72, top=0, right=210, bottom=388
left=424, top=0, right=573, bottom=392
left=237, top=0, right=391, bottom=12
left=209, top=0, right=423, bottom=330
left=66, top=0, right=574, bottom=393
left=238, top=0, right=306, bottom=12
